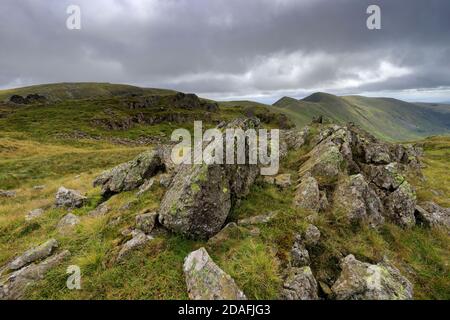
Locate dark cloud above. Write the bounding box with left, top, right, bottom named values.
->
left=1, top=0, right=450, bottom=102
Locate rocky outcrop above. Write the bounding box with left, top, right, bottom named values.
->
left=158, top=118, right=261, bottom=239
left=94, top=148, right=166, bottom=198
left=295, top=123, right=420, bottom=227
left=55, top=187, right=87, bottom=208
left=281, top=267, right=319, bottom=300
left=415, top=202, right=450, bottom=228
left=183, top=248, right=246, bottom=300
left=1, top=250, right=69, bottom=300
left=331, top=255, right=413, bottom=300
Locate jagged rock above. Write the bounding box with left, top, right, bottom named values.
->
left=55, top=187, right=87, bottom=208
left=291, top=237, right=310, bottom=267
left=93, top=147, right=165, bottom=198
left=135, top=211, right=158, bottom=234
left=136, top=178, right=154, bottom=197
left=9, top=239, right=58, bottom=271
left=0, top=250, right=69, bottom=300
left=274, top=174, right=291, bottom=188
left=207, top=222, right=242, bottom=246
left=0, top=190, right=16, bottom=198
left=361, top=163, right=405, bottom=191
left=116, top=230, right=153, bottom=262
left=415, top=202, right=450, bottom=228
left=334, top=174, right=384, bottom=227
left=331, top=255, right=413, bottom=300
left=89, top=202, right=110, bottom=217
left=383, top=181, right=416, bottom=227
left=304, top=224, right=321, bottom=246
left=25, top=208, right=44, bottom=221
left=238, top=212, right=277, bottom=226
left=183, top=247, right=247, bottom=300
left=281, top=267, right=319, bottom=300
left=57, top=213, right=80, bottom=232
left=158, top=118, right=261, bottom=239
left=294, top=175, right=320, bottom=212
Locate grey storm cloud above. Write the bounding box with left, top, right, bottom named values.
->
left=1, top=0, right=450, bottom=102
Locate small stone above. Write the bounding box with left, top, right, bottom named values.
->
left=281, top=266, right=319, bottom=300
left=136, top=179, right=154, bottom=197
left=25, top=208, right=44, bottom=221
left=304, top=224, right=321, bottom=246
left=57, top=213, right=80, bottom=232
left=415, top=202, right=449, bottom=228
left=0, top=190, right=16, bottom=198
left=135, top=211, right=158, bottom=234
left=238, top=212, right=277, bottom=226
left=116, top=231, right=153, bottom=262
left=159, top=174, right=172, bottom=188
left=183, top=247, right=247, bottom=300
left=32, top=185, right=46, bottom=190
left=55, top=187, right=87, bottom=209
left=291, top=236, right=310, bottom=267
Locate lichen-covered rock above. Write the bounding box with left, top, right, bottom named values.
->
left=55, top=187, right=87, bottom=208
left=291, top=238, right=310, bottom=267
left=183, top=247, right=246, bottom=300
left=361, top=163, right=405, bottom=191
left=294, top=175, right=320, bottom=212
left=415, top=202, right=450, bottom=228
left=334, top=174, right=384, bottom=227
left=1, top=250, right=70, bottom=300
left=116, top=230, right=153, bottom=262
left=331, top=255, right=413, bottom=300
left=135, top=211, right=158, bottom=234
left=136, top=178, right=154, bottom=197
left=9, top=239, right=58, bottom=271
left=25, top=208, right=44, bottom=221
left=57, top=213, right=80, bottom=232
left=158, top=118, right=260, bottom=239
left=383, top=181, right=416, bottom=227
left=93, top=148, right=165, bottom=197
left=281, top=267, right=319, bottom=300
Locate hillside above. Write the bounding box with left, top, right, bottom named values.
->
left=273, top=93, right=450, bottom=141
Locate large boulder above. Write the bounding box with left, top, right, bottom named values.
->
left=55, top=187, right=87, bottom=208
left=415, top=202, right=450, bottom=228
left=334, top=174, right=384, bottom=227
left=331, top=255, right=413, bottom=300
left=158, top=118, right=260, bottom=239
left=8, top=239, right=58, bottom=271
left=93, top=148, right=165, bottom=197
left=281, top=266, right=319, bottom=300
left=183, top=248, right=246, bottom=300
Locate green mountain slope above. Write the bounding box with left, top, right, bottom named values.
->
left=273, top=92, right=450, bottom=141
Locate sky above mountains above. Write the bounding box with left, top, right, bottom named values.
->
left=1, top=0, right=450, bottom=103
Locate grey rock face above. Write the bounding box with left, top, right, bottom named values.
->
left=55, top=187, right=87, bottom=208
left=9, top=239, right=58, bottom=271
left=1, top=250, right=69, bottom=300
left=93, top=147, right=166, bottom=198
left=415, top=202, right=450, bottom=228
left=331, top=255, right=413, bottom=300
left=281, top=267, right=319, bottom=300
left=25, top=208, right=44, bottom=221
left=135, top=211, right=158, bottom=234
left=294, top=175, right=320, bottom=212
left=183, top=247, right=246, bottom=300
left=159, top=118, right=261, bottom=239
left=57, top=213, right=80, bottom=232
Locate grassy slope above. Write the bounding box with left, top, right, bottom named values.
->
left=273, top=93, right=450, bottom=141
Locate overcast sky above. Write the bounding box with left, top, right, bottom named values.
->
left=1, top=0, right=450, bottom=103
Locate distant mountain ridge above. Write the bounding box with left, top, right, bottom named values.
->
left=273, top=92, right=450, bottom=141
